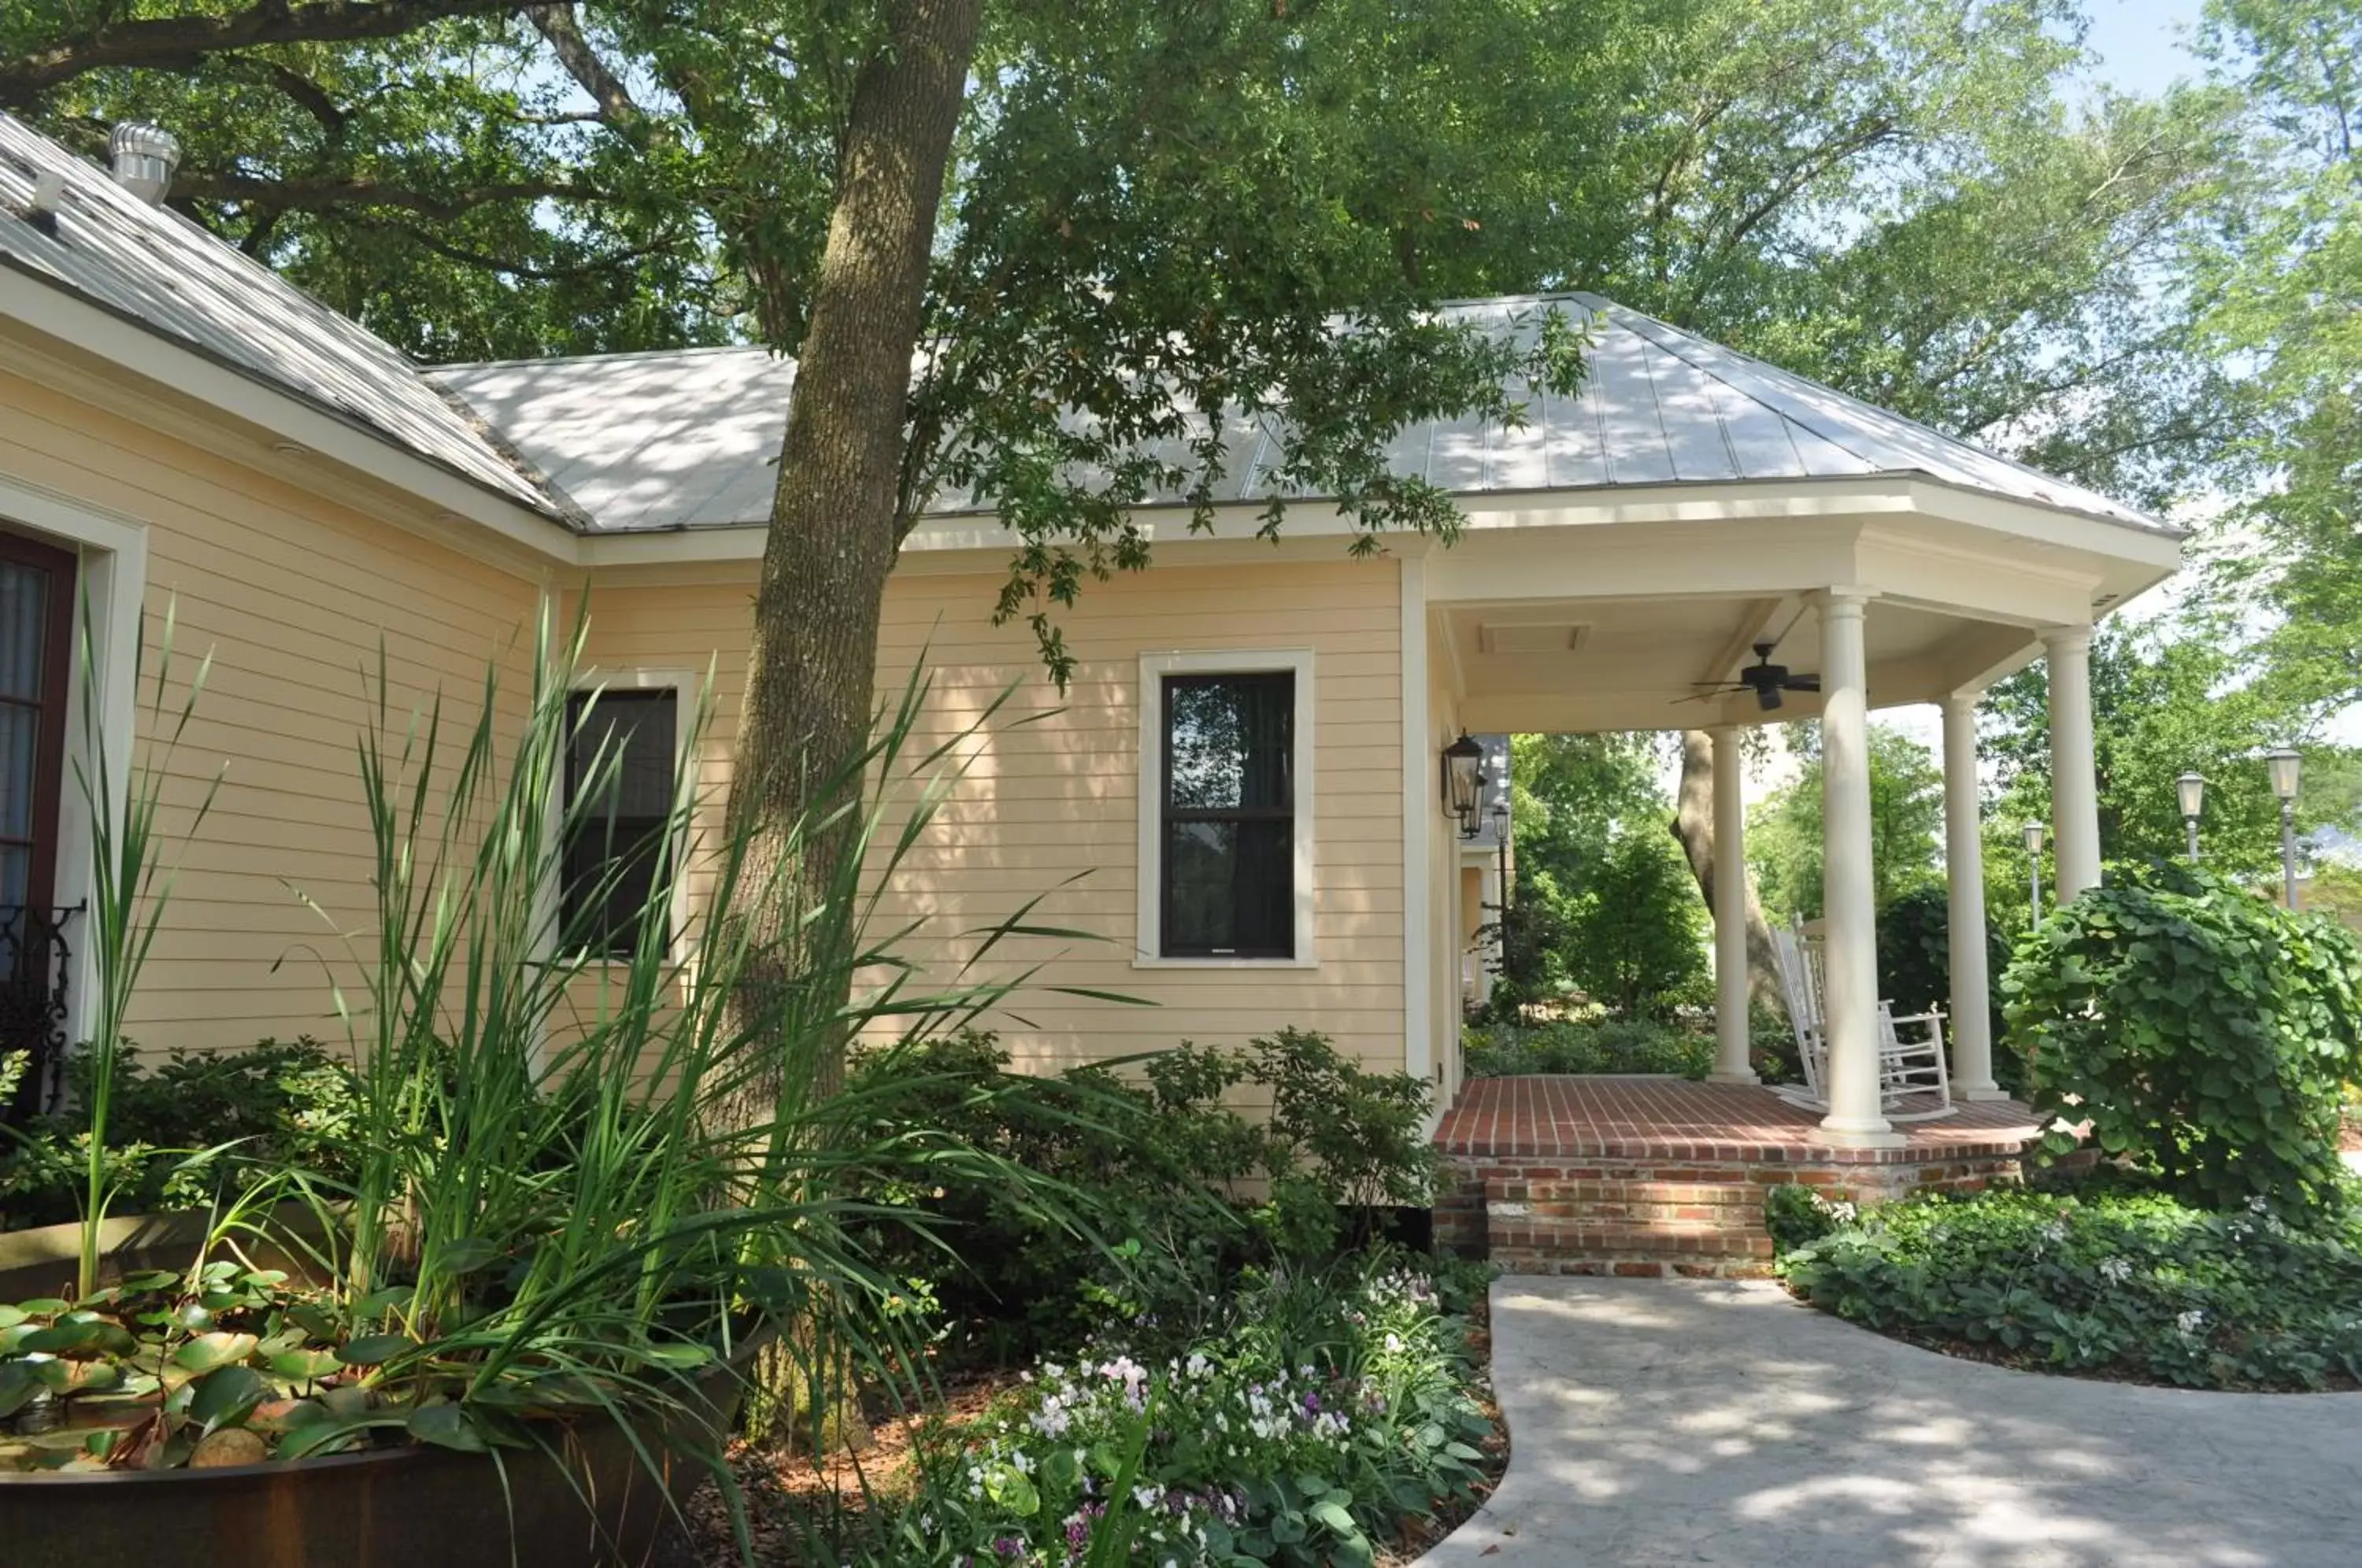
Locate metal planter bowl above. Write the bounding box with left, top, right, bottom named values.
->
left=0, top=1215, right=759, bottom=1568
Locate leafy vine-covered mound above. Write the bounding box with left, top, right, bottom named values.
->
left=1771, top=1180, right=2362, bottom=1392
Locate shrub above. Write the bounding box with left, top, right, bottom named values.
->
left=2004, top=861, right=2362, bottom=1212
left=1762, top=1182, right=1853, bottom=1253
left=1461, top=1018, right=1712, bottom=1079
left=0, top=1039, right=358, bottom=1231
left=1876, top=885, right=2018, bottom=1093
left=846, top=1251, right=1498, bottom=1566
left=1778, top=1179, right=2362, bottom=1389
left=842, top=1029, right=1436, bottom=1356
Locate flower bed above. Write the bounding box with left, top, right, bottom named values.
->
left=1772, top=1179, right=2362, bottom=1390
left=818, top=1252, right=1500, bottom=1566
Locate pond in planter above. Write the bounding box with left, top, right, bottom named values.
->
left=0, top=1214, right=761, bottom=1568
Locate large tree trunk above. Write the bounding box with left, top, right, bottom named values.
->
left=726, top=0, right=983, bottom=1111
left=1670, top=728, right=1785, bottom=1015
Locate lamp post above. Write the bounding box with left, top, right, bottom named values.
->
left=2266, top=747, right=2302, bottom=909
left=1442, top=732, right=1485, bottom=838
left=2175, top=771, right=2205, bottom=864
left=1490, top=797, right=1511, bottom=910
left=2023, top=820, right=2047, bottom=927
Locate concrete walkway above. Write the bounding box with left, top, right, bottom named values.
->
left=1418, top=1278, right=2362, bottom=1568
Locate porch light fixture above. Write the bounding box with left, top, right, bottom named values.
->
left=2175, top=771, right=2205, bottom=863
left=1442, top=731, right=1485, bottom=837
left=2266, top=747, right=2303, bottom=910
left=2022, top=820, right=2047, bottom=926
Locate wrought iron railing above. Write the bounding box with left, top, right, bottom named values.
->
left=1, top=904, right=76, bottom=1126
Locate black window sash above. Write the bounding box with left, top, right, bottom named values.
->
left=561, top=689, right=676, bottom=960
left=1158, top=671, right=1295, bottom=959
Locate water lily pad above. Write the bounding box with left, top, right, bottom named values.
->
left=0, top=1306, right=24, bottom=1330
left=286, top=1304, right=339, bottom=1340
left=335, top=1334, right=412, bottom=1367
left=0, top=1362, right=40, bottom=1418
left=405, top=1402, right=485, bottom=1453
left=17, top=1321, right=102, bottom=1355
left=268, top=1348, right=342, bottom=1381
left=189, top=1365, right=271, bottom=1433
left=13, top=1298, right=68, bottom=1316
left=118, top=1270, right=182, bottom=1294
left=172, top=1331, right=261, bottom=1374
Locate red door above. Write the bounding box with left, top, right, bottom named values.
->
left=1, top=527, right=76, bottom=1119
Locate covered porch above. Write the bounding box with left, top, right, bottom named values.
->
left=1419, top=517, right=2171, bottom=1150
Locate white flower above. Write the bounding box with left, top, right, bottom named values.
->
left=1134, top=1485, right=1163, bottom=1511
left=1384, top=1333, right=1404, bottom=1354
left=2097, top=1257, right=2133, bottom=1285
left=2039, top=1220, right=2069, bottom=1245
left=2177, top=1308, right=2207, bottom=1337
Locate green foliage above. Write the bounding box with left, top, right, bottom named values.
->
left=1779, top=1178, right=2362, bottom=1390
left=0, top=1040, right=357, bottom=1232
left=1748, top=724, right=1944, bottom=924
left=1499, top=733, right=1704, bottom=1019
left=2004, top=862, right=2362, bottom=1212
left=1979, top=619, right=2342, bottom=908
left=836, top=1252, right=1498, bottom=1566
left=1461, top=1018, right=1713, bottom=1081
left=1875, top=886, right=2021, bottom=1094
left=1762, top=1183, right=1853, bottom=1254
left=2, top=611, right=1095, bottom=1493
left=841, top=1029, right=1437, bottom=1358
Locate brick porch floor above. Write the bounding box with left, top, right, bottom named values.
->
left=1431, top=1077, right=2043, bottom=1278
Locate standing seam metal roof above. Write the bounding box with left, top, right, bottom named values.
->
left=431, top=292, right=2159, bottom=535
left=0, top=113, right=567, bottom=517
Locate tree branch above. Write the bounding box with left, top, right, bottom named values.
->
left=526, top=4, right=642, bottom=127
left=0, top=0, right=535, bottom=108
left=172, top=168, right=593, bottom=220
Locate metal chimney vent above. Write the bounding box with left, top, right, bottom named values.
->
left=108, top=122, right=180, bottom=205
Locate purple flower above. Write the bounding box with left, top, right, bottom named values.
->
left=994, top=1537, right=1026, bottom=1559
left=1302, top=1392, right=1322, bottom=1415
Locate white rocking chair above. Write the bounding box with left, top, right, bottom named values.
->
left=1767, top=918, right=1954, bottom=1122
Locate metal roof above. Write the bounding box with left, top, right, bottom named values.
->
left=0, top=102, right=2149, bottom=541
left=434, top=290, right=2158, bottom=535
left=0, top=114, right=562, bottom=516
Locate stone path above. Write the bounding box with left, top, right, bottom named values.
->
left=1418, top=1278, right=2362, bottom=1568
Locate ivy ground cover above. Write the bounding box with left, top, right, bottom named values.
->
left=1772, top=1179, right=2362, bottom=1391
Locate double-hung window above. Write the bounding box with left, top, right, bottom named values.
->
left=1140, top=653, right=1314, bottom=964
left=561, top=687, right=678, bottom=960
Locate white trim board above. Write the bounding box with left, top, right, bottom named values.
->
left=1132, top=648, right=1319, bottom=971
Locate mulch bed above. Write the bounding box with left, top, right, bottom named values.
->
left=654, top=1291, right=1506, bottom=1566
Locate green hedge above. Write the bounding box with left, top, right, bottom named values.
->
left=1461, top=1017, right=1716, bottom=1079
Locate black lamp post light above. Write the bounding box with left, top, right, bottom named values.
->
left=1442, top=731, right=1485, bottom=838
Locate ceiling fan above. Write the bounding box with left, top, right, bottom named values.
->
left=1683, top=641, right=1822, bottom=712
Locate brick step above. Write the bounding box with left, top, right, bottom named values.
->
left=1489, top=1248, right=1775, bottom=1281
left=1485, top=1222, right=1773, bottom=1259
left=1494, top=1201, right=1764, bottom=1227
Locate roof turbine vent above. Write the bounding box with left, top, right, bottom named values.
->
left=108, top=122, right=180, bottom=205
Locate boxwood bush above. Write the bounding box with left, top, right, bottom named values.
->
left=2004, top=862, right=2362, bottom=1212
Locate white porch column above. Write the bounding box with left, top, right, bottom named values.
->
left=1709, top=726, right=1757, bottom=1084
left=1816, top=590, right=1900, bottom=1146
left=2044, top=626, right=2103, bottom=900
left=1941, top=692, right=2005, bottom=1100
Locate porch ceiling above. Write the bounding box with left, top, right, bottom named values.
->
left=1441, top=591, right=2033, bottom=734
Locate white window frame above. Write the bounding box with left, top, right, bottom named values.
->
left=556, top=668, right=698, bottom=967
left=0, top=475, right=149, bottom=1058
left=1135, top=648, right=1317, bottom=970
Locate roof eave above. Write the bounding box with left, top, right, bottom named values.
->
left=0, top=257, right=581, bottom=564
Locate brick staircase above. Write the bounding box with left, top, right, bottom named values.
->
left=1431, top=1077, right=2041, bottom=1279
left=1455, top=1156, right=1778, bottom=1278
